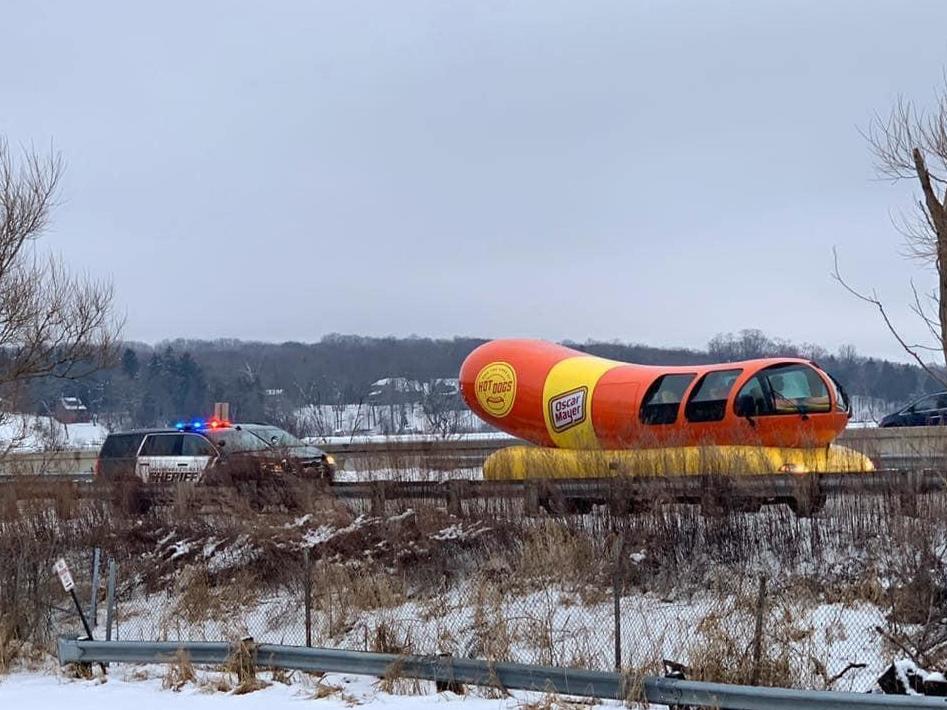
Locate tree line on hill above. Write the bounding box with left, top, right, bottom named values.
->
left=21, top=330, right=941, bottom=430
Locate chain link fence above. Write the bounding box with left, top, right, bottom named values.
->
left=103, top=545, right=896, bottom=693
left=16, top=470, right=943, bottom=697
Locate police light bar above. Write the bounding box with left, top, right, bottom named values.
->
left=174, top=417, right=230, bottom=431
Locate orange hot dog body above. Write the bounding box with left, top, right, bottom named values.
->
left=459, top=339, right=848, bottom=450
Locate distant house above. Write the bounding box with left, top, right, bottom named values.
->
left=427, top=378, right=461, bottom=401
left=368, top=378, right=425, bottom=405
left=55, top=396, right=90, bottom=424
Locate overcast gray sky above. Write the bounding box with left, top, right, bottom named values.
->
left=3, top=1, right=947, bottom=360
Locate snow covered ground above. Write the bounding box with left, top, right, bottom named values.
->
left=109, top=579, right=889, bottom=693
left=0, top=413, right=109, bottom=451
left=333, top=465, right=483, bottom=482
left=309, top=431, right=517, bottom=447
left=0, top=668, right=627, bottom=708
left=295, top=403, right=493, bottom=439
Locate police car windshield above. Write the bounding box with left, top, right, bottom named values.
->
left=201, top=428, right=271, bottom=453
left=243, top=425, right=305, bottom=449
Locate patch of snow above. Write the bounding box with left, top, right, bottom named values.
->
left=0, top=414, right=109, bottom=452
left=285, top=514, right=313, bottom=529
left=206, top=536, right=257, bottom=574
left=0, top=669, right=625, bottom=709
left=201, top=538, right=221, bottom=559
left=431, top=522, right=489, bottom=542
left=167, top=539, right=193, bottom=561
left=301, top=526, right=335, bottom=548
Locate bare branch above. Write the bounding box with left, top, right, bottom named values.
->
left=832, top=248, right=947, bottom=387
left=857, top=79, right=947, bottom=370
left=0, top=138, right=121, bottom=423
left=909, top=280, right=943, bottom=343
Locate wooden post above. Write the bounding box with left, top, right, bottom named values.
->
left=213, top=402, right=230, bottom=421
left=447, top=480, right=467, bottom=517
left=371, top=481, right=387, bottom=517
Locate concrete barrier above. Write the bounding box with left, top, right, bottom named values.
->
left=3, top=426, right=947, bottom=478
left=838, top=426, right=947, bottom=467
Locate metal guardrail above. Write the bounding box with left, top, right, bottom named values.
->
left=6, top=469, right=947, bottom=517
left=642, top=677, right=947, bottom=709
left=57, top=638, right=947, bottom=708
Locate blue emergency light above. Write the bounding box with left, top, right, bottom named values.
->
left=173, top=418, right=230, bottom=431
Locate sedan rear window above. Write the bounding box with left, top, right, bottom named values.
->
left=99, top=433, right=145, bottom=459
left=182, top=434, right=217, bottom=456
left=139, top=434, right=184, bottom=456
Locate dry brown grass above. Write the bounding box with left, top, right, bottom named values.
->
left=7, top=456, right=947, bottom=689
left=225, top=638, right=268, bottom=695
left=162, top=649, right=196, bottom=691
left=516, top=521, right=603, bottom=593
left=516, top=692, right=599, bottom=710
left=684, top=610, right=795, bottom=688
left=376, top=657, right=426, bottom=696
left=311, top=680, right=345, bottom=700
left=468, top=577, right=514, bottom=662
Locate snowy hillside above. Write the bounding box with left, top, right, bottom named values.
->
left=0, top=414, right=109, bottom=452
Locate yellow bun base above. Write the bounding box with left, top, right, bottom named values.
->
left=483, top=444, right=874, bottom=480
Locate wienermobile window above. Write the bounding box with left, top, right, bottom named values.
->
left=640, top=374, right=695, bottom=425
left=827, top=373, right=851, bottom=413
left=734, top=363, right=831, bottom=417
left=685, top=369, right=742, bottom=423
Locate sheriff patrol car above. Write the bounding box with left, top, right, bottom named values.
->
left=95, top=419, right=335, bottom=483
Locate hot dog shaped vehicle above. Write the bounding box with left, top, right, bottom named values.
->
left=459, top=339, right=872, bottom=477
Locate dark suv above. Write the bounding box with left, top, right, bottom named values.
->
left=879, top=392, right=947, bottom=428
left=95, top=420, right=336, bottom=483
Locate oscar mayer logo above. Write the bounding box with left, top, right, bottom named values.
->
left=475, top=362, right=517, bottom=418
left=549, top=386, right=588, bottom=432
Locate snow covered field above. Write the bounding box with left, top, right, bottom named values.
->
left=109, top=583, right=890, bottom=693
left=0, top=668, right=625, bottom=708
left=0, top=414, right=109, bottom=451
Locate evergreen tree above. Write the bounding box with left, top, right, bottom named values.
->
left=121, top=348, right=140, bottom=380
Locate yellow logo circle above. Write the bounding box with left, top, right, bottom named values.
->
left=474, top=362, right=517, bottom=418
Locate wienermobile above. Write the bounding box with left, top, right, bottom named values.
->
left=459, top=339, right=873, bottom=480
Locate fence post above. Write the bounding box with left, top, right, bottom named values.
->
left=612, top=535, right=625, bottom=671
left=750, top=575, right=768, bottom=686
left=304, top=548, right=312, bottom=648
left=525, top=480, right=540, bottom=516
left=371, top=481, right=387, bottom=517
left=105, top=559, right=117, bottom=642
left=447, top=479, right=467, bottom=517
left=89, top=548, right=101, bottom=629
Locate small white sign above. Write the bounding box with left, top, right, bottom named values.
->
left=550, top=387, right=588, bottom=432
left=53, top=558, right=75, bottom=592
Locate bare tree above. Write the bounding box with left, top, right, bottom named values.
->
left=421, top=378, right=461, bottom=438
left=834, top=79, right=947, bottom=386
left=0, top=137, right=120, bottom=432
